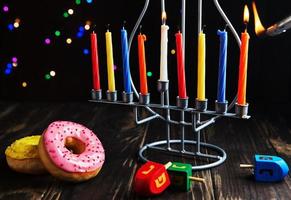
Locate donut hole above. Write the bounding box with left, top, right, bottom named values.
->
left=65, top=137, right=85, bottom=154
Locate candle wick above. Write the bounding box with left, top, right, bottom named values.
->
left=139, top=25, right=142, bottom=34
left=244, top=22, right=248, bottom=32
left=107, top=24, right=110, bottom=31
left=123, top=20, right=126, bottom=29
left=224, top=24, right=228, bottom=31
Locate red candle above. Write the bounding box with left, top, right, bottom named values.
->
left=237, top=31, right=249, bottom=105
left=90, top=31, right=101, bottom=91
left=138, top=33, right=148, bottom=95
left=175, top=31, right=187, bottom=98
left=237, top=5, right=250, bottom=105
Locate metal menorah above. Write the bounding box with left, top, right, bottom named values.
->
left=90, top=0, right=250, bottom=170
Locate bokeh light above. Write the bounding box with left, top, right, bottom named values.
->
left=83, top=48, right=89, bottom=55
left=6, top=63, right=13, bottom=69
left=55, top=30, right=61, bottom=37
left=63, top=12, right=69, bottom=18
left=12, top=57, right=18, bottom=63
left=68, top=9, right=74, bottom=15
left=50, top=70, right=56, bottom=77
left=114, top=65, right=117, bottom=71
left=44, top=38, right=51, bottom=45
left=86, top=0, right=93, bottom=4
left=8, top=23, right=14, bottom=31
left=79, top=26, right=85, bottom=32
left=75, top=0, right=81, bottom=5
left=171, top=49, right=176, bottom=55
left=147, top=71, right=153, bottom=77
left=76, top=32, right=84, bottom=38
left=13, top=22, right=20, bottom=28
left=12, top=62, right=18, bottom=67
left=22, top=82, right=28, bottom=88
left=66, top=38, right=72, bottom=44
left=3, top=5, right=9, bottom=12
left=84, top=24, right=90, bottom=30
left=4, top=68, right=12, bottom=75
left=45, top=74, right=51, bottom=80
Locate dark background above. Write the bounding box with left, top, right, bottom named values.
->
left=1, top=0, right=291, bottom=108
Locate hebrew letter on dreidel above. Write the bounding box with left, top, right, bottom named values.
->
left=142, top=165, right=155, bottom=175
left=154, top=172, right=167, bottom=188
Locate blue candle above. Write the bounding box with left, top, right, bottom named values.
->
left=217, top=30, right=228, bottom=103
left=121, top=27, right=132, bottom=93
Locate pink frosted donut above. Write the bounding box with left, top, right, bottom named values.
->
left=38, top=121, right=105, bottom=182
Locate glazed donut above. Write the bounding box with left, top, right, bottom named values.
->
left=5, top=135, right=47, bottom=174
left=38, top=121, right=105, bottom=182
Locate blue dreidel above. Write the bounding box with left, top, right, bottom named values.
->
left=240, top=154, right=289, bottom=182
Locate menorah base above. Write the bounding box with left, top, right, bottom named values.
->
left=139, top=139, right=227, bottom=170
left=91, top=89, right=102, bottom=100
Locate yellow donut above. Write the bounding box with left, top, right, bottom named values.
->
left=5, top=135, right=47, bottom=174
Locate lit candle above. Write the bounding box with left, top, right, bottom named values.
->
left=138, top=33, right=148, bottom=95
left=197, top=30, right=206, bottom=101
left=160, top=23, right=169, bottom=81
left=237, top=5, right=250, bottom=105
left=121, top=27, right=132, bottom=93
left=105, top=29, right=116, bottom=92
left=217, top=29, right=228, bottom=103
left=175, top=31, right=187, bottom=98
left=90, top=31, right=101, bottom=91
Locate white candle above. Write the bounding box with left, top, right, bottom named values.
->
left=160, top=24, right=169, bottom=81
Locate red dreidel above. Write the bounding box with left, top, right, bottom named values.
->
left=168, top=162, right=205, bottom=191
left=134, top=161, right=172, bottom=196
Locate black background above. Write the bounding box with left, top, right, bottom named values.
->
left=1, top=0, right=291, bottom=108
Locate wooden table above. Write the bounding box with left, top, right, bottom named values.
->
left=0, top=102, right=290, bottom=199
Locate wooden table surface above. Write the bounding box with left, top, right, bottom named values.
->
left=0, top=101, right=290, bottom=200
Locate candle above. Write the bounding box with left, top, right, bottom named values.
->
left=237, top=5, right=250, bottom=105
left=175, top=31, right=187, bottom=98
left=90, top=31, right=101, bottom=91
left=105, top=29, right=116, bottom=92
left=217, top=29, right=228, bottom=103
left=197, top=31, right=206, bottom=101
left=160, top=24, right=169, bottom=81
left=138, top=33, right=148, bottom=95
left=121, top=27, right=132, bottom=93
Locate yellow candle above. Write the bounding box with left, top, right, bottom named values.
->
left=105, top=30, right=116, bottom=92
left=197, top=31, right=206, bottom=100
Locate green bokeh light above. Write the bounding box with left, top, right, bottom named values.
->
left=147, top=71, right=153, bottom=77
left=75, top=0, right=81, bottom=5
left=63, top=12, right=69, bottom=18
left=45, top=74, right=51, bottom=80
left=55, top=30, right=61, bottom=37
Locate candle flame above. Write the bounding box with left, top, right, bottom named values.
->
left=252, top=2, right=266, bottom=35
left=162, top=11, right=167, bottom=24
left=243, top=5, right=250, bottom=24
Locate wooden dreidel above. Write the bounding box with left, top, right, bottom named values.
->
left=167, top=162, right=205, bottom=191
left=240, top=154, right=289, bottom=182
left=133, top=161, right=172, bottom=196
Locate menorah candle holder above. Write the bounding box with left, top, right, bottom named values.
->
left=215, top=100, right=228, bottom=114
left=90, top=0, right=251, bottom=170
left=106, top=90, right=117, bottom=102
left=91, top=89, right=102, bottom=100
left=235, top=102, right=249, bottom=118
left=122, top=91, right=133, bottom=103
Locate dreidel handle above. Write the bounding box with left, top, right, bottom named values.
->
left=240, top=164, right=254, bottom=168
left=164, top=162, right=172, bottom=169
left=189, top=176, right=205, bottom=183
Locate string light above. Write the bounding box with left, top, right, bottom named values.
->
left=68, top=9, right=74, bottom=15
left=84, top=24, right=90, bottom=30
left=44, top=38, right=51, bottom=45
left=83, top=48, right=89, bottom=55
left=22, top=82, right=28, bottom=88
left=55, top=30, right=61, bottom=37
left=50, top=70, right=56, bottom=77
left=147, top=71, right=153, bottom=77
left=3, top=5, right=9, bottom=12
left=66, top=38, right=72, bottom=44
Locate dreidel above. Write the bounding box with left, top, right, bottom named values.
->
left=167, top=162, right=205, bottom=191
left=240, top=154, right=289, bottom=182
left=133, top=161, right=172, bottom=196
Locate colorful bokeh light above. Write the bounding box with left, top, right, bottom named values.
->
left=68, top=9, right=74, bottom=15
left=171, top=49, right=176, bottom=55
left=8, top=23, right=14, bottom=31
left=75, top=0, right=81, bottom=5
left=45, top=74, right=51, bottom=80
left=50, top=70, right=56, bottom=77
left=147, top=71, right=153, bottom=77
left=66, top=38, right=72, bottom=44
left=63, top=12, right=69, bottom=18
left=83, top=48, right=89, bottom=55
left=22, top=82, right=28, bottom=88
left=44, top=38, right=51, bottom=45
left=86, top=0, right=93, bottom=4
left=3, top=5, right=9, bottom=12
left=55, top=30, right=61, bottom=37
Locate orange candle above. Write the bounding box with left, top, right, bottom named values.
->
left=138, top=33, right=148, bottom=95
left=237, top=5, right=250, bottom=105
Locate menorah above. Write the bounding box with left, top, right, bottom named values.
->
left=90, top=0, right=250, bottom=170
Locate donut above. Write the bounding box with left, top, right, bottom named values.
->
left=5, top=135, right=47, bottom=174
left=38, top=121, right=105, bottom=182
